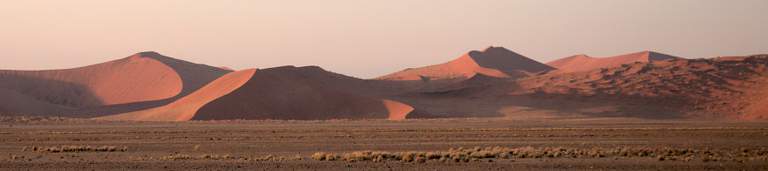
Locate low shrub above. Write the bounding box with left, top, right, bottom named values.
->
left=26, top=145, right=127, bottom=153
left=311, top=146, right=768, bottom=163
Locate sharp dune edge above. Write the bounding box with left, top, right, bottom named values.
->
left=3, top=47, right=768, bottom=121
left=99, top=69, right=257, bottom=121
left=101, top=66, right=414, bottom=121
left=191, top=66, right=414, bottom=121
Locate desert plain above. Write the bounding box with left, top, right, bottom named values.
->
left=1, top=117, right=767, bottom=170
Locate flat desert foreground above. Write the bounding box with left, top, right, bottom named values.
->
left=1, top=117, right=767, bottom=170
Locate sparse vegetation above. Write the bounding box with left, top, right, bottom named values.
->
left=2, top=119, right=768, bottom=170
left=0, top=116, right=79, bottom=123
left=147, top=153, right=303, bottom=161
left=312, top=146, right=768, bottom=163
left=25, top=145, right=127, bottom=153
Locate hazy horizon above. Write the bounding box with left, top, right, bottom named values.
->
left=2, top=0, right=767, bottom=78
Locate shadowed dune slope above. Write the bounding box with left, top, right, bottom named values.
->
left=547, top=51, right=680, bottom=74
left=0, top=88, right=71, bottom=116
left=194, top=66, right=413, bottom=120
left=101, top=66, right=414, bottom=121
left=0, top=52, right=230, bottom=115
left=377, top=46, right=553, bottom=81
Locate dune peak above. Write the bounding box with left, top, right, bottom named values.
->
left=137, top=51, right=163, bottom=57
left=548, top=51, right=680, bottom=73
left=377, top=46, right=553, bottom=80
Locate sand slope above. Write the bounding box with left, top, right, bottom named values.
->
left=518, top=55, right=768, bottom=119
left=101, top=66, right=414, bottom=121
left=397, top=54, right=768, bottom=120
left=378, top=47, right=553, bottom=81
left=547, top=51, right=679, bottom=73
left=0, top=88, right=71, bottom=116
left=0, top=52, right=229, bottom=115
left=100, top=69, right=256, bottom=121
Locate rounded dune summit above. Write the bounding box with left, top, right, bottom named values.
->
left=0, top=52, right=230, bottom=115
left=377, top=46, right=554, bottom=81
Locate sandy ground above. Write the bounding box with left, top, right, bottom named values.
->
left=0, top=117, right=767, bottom=170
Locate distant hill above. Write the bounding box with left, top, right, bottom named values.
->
left=378, top=46, right=554, bottom=81
left=547, top=51, right=679, bottom=73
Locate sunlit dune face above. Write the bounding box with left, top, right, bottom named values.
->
left=98, top=69, right=256, bottom=121
left=382, top=99, right=414, bottom=120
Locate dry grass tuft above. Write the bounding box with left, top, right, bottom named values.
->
left=150, top=153, right=303, bottom=161
left=311, top=146, right=768, bottom=163
left=25, top=145, right=127, bottom=153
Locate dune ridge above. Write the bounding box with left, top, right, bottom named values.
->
left=377, top=47, right=553, bottom=81
left=547, top=51, right=679, bottom=73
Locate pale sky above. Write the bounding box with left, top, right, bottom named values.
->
left=1, top=0, right=767, bottom=78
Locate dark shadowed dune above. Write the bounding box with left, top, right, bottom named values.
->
left=100, top=66, right=413, bottom=121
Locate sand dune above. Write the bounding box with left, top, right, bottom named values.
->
left=101, top=66, right=414, bottom=121
left=100, top=69, right=256, bottom=121
left=0, top=52, right=229, bottom=115
left=378, top=46, right=553, bottom=81
left=547, top=51, right=679, bottom=73
left=4, top=48, right=768, bottom=121
left=518, top=55, right=768, bottom=119
left=397, top=54, right=768, bottom=120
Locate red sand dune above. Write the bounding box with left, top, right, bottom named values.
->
left=547, top=51, right=679, bottom=73
left=101, top=66, right=414, bottom=121
left=100, top=69, right=256, bottom=121
left=517, top=55, right=768, bottom=120
left=401, top=54, right=768, bottom=120
left=0, top=52, right=229, bottom=115
left=5, top=48, right=768, bottom=121
left=377, top=46, right=553, bottom=81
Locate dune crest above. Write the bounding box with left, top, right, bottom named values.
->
left=547, top=51, right=679, bottom=73
left=377, top=46, right=553, bottom=81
